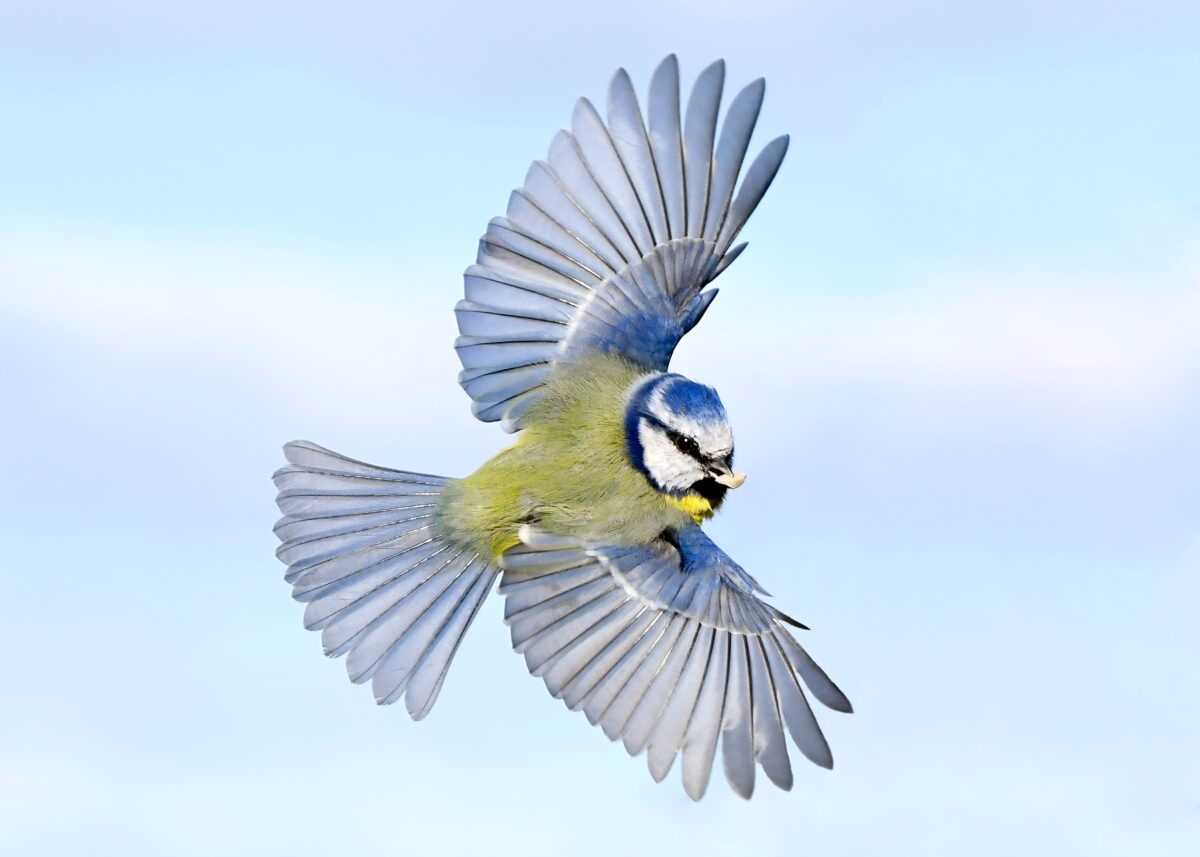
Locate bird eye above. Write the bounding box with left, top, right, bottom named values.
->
left=666, top=429, right=702, bottom=460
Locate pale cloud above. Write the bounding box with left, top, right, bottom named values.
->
left=786, top=272, right=1199, bottom=404
left=1, top=229, right=466, bottom=452
left=7, top=228, right=1196, bottom=422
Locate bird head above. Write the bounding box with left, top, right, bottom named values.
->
left=625, top=374, right=746, bottom=507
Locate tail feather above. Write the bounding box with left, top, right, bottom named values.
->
left=272, top=440, right=498, bottom=719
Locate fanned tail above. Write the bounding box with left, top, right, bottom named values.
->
left=272, top=440, right=498, bottom=719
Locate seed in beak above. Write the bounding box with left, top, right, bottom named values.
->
left=712, top=470, right=747, bottom=489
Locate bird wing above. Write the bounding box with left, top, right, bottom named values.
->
left=455, top=55, right=790, bottom=431
left=498, top=525, right=851, bottom=799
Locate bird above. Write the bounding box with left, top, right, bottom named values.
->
left=272, top=54, right=852, bottom=800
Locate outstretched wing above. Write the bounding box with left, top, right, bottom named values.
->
left=455, top=55, right=790, bottom=431
left=497, top=526, right=851, bottom=800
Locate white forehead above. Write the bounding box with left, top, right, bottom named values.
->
left=645, top=378, right=734, bottom=456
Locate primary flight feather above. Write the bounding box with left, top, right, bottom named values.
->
left=272, top=54, right=852, bottom=800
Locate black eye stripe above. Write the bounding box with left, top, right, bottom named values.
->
left=644, top=417, right=730, bottom=466
left=665, top=429, right=702, bottom=460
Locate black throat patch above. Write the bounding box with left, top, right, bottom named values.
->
left=689, top=477, right=728, bottom=510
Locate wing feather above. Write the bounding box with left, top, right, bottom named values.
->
left=508, top=575, right=618, bottom=652
left=721, top=635, right=757, bottom=798
left=777, top=628, right=855, bottom=714
left=521, top=590, right=630, bottom=675
left=504, top=190, right=617, bottom=278
left=703, top=78, right=765, bottom=243
left=621, top=620, right=701, bottom=757
left=607, top=69, right=670, bottom=247
left=683, top=59, right=724, bottom=236
left=747, top=635, right=794, bottom=790
left=521, top=160, right=629, bottom=271
left=499, top=528, right=849, bottom=798
left=541, top=602, right=647, bottom=699
left=763, top=632, right=833, bottom=769
left=480, top=219, right=604, bottom=289
left=647, top=625, right=715, bottom=782
left=560, top=609, right=659, bottom=710
left=647, top=55, right=686, bottom=240
left=578, top=616, right=671, bottom=726
left=595, top=614, right=686, bottom=739
left=571, top=97, right=657, bottom=257
left=456, top=56, right=789, bottom=430
left=715, top=135, right=789, bottom=256
left=681, top=630, right=731, bottom=799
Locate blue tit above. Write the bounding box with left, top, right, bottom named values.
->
left=273, top=55, right=852, bottom=800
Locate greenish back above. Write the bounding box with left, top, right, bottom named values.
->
left=437, top=355, right=696, bottom=558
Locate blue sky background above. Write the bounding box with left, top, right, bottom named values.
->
left=2, top=2, right=1198, bottom=854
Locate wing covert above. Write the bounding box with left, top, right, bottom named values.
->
left=455, top=55, right=790, bottom=431
left=497, top=526, right=851, bottom=799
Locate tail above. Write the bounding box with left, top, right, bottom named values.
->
left=272, top=440, right=498, bottom=720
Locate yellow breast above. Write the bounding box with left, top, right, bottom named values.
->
left=665, top=492, right=714, bottom=525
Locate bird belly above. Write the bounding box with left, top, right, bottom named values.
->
left=664, top=492, right=714, bottom=524
left=438, top=449, right=691, bottom=560
left=436, top=355, right=698, bottom=558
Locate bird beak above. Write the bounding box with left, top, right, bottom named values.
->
left=711, top=470, right=747, bottom=489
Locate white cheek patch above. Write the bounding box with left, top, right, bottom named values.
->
left=638, top=421, right=706, bottom=493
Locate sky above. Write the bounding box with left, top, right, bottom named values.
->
left=1, top=1, right=1198, bottom=854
